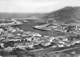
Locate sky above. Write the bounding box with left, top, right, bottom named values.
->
left=0, top=0, right=80, bottom=13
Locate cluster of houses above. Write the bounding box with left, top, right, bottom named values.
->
left=0, top=19, right=80, bottom=52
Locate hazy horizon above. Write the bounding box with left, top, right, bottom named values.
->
left=0, top=0, right=80, bottom=13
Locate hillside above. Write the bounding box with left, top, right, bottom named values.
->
left=42, top=6, right=80, bottom=24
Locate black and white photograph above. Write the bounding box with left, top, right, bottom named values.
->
left=0, top=0, right=80, bottom=57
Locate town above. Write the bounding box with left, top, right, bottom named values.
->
left=0, top=18, right=80, bottom=53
